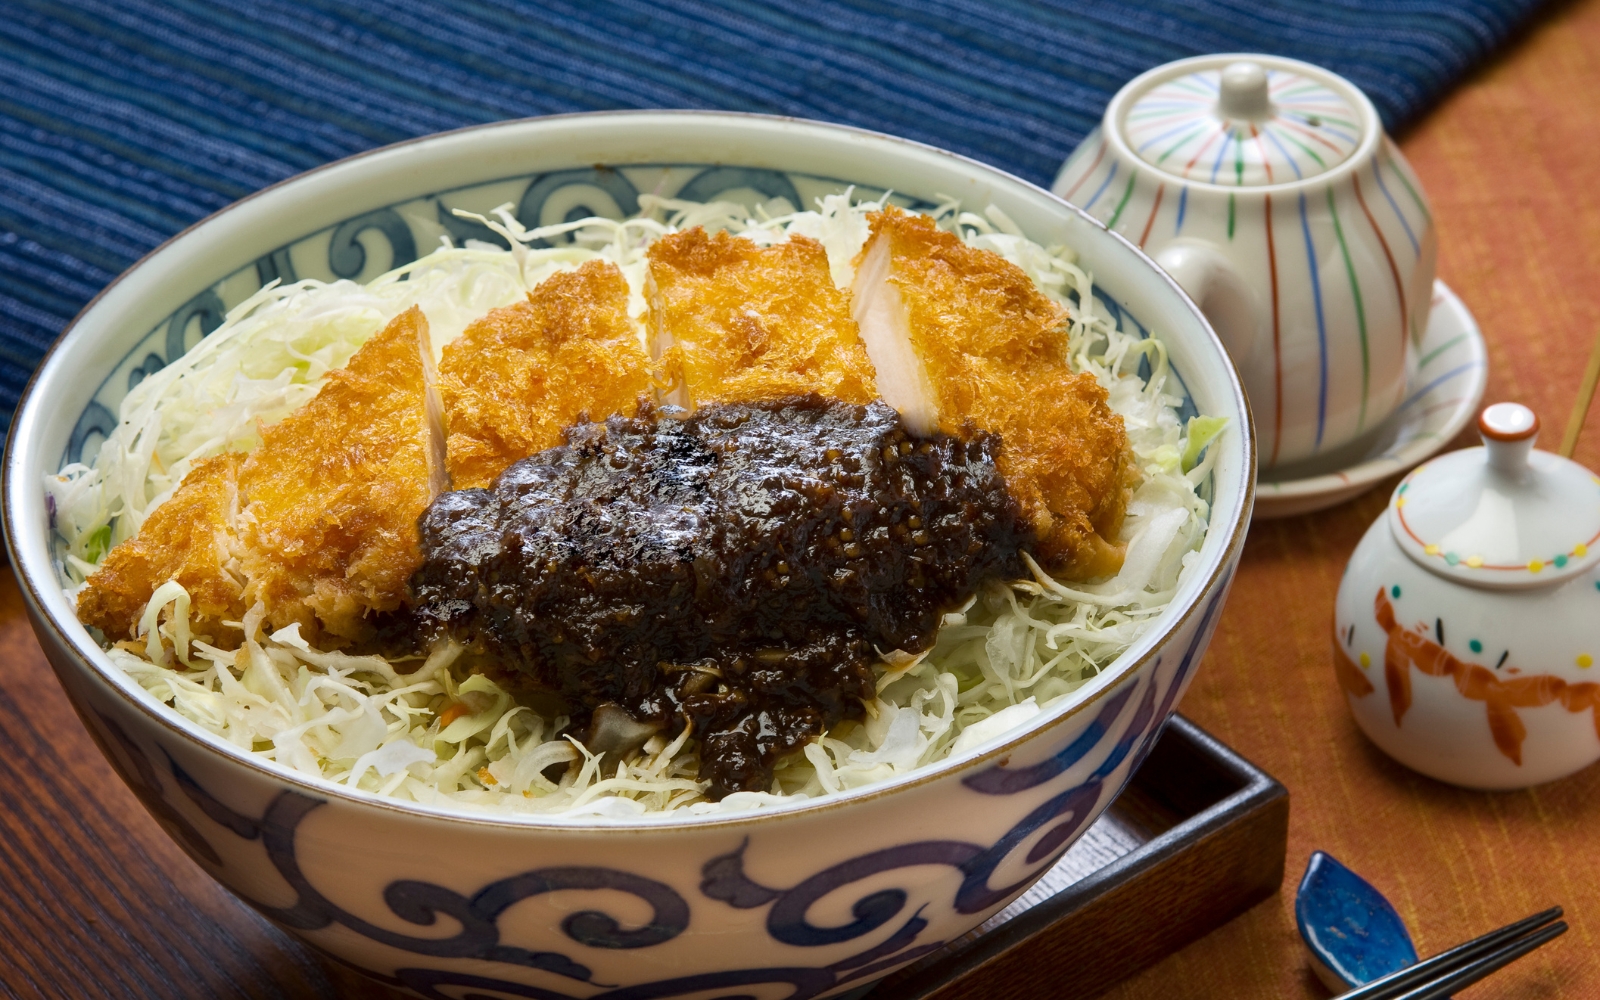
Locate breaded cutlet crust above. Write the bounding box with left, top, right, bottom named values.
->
left=440, top=260, right=653, bottom=490
left=77, top=452, right=246, bottom=644
left=236, top=305, right=443, bottom=644
left=866, top=208, right=1135, bottom=580
left=648, top=228, right=878, bottom=407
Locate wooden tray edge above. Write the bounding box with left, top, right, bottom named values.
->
left=880, top=715, right=1290, bottom=999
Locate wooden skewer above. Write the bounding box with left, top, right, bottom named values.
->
left=1559, top=325, right=1600, bottom=457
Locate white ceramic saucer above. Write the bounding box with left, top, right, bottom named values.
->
left=1254, top=280, right=1487, bottom=519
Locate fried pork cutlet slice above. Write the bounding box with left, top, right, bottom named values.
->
left=78, top=452, right=246, bottom=644
left=851, top=208, right=1135, bottom=580
left=647, top=228, right=878, bottom=408
left=440, top=260, right=653, bottom=490
left=236, top=305, right=446, bottom=644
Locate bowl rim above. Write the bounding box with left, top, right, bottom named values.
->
left=3, top=109, right=1256, bottom=833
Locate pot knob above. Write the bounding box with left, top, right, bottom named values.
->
left=1217, top=61, right=1271, bottom=121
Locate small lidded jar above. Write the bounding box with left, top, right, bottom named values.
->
left=1334, top=403, right=1600, bottom=788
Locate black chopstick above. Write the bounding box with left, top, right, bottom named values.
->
left=1333, top=906, right=1564, bottom=1000
left=1386, top=922, right=1566, bottom=1000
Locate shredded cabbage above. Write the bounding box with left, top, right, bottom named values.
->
left=52, top=192, right=1222, bottom=820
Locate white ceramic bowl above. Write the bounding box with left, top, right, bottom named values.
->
left=3, top=113, right=1254, bottom=998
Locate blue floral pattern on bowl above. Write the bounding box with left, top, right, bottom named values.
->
left=84, top=588, right=1224, bottom=1000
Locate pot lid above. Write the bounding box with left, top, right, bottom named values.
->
left=1388, top=403, right=1600, bottom=590
left=1121, top=60, right=1363, bottom=186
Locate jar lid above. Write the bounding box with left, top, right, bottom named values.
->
left=1389, top=403, right=1600, bottom=590
left=1121, top=60, right=1363, bottom=185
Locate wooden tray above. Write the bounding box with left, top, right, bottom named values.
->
left=853, top=714, right=1290, bottom=1000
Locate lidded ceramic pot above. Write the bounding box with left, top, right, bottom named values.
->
left=1055, top=54, right=1437, bottom=470
left=1334, top=403, right=1600, bottom=789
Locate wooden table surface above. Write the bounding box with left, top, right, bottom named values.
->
left=4, top=4, right=1600, bottom=997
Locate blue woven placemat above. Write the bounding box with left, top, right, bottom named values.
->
left=0, top=0, right=1545, bottom=433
